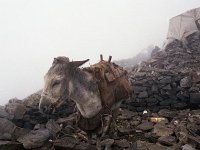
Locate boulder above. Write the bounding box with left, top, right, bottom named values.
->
left=137, top=122, right=154, bottom=131
left=133, top=140, right=174, bottom=150
left=0, top=141, right=23, bottom=150
left=17, top=129, right=50, bottom=149
left=0, top=118, right=16, bottom=140
left=5, top=99, right=26, bottom=119
left=180, top=77, right=192, bottom=88
left=114, top=139, right=130, bottom=148
left=190, top=93, right=200, bottom=104
left=46, top=119, right=61, bottom=136
left=153, top=123, right=174, bottom=137
left=0, top=106, right=10, bottom=119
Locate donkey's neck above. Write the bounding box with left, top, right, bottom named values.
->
left=71, top=68, right=98, bottom=93
left=69, top=68, right=102, bottom=118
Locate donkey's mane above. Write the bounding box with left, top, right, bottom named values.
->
left=48, top=63, right=67, bottom=75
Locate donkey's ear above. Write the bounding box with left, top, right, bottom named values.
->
left=70, top=59, right=89, bottom=68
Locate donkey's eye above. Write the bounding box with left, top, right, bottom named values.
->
left=52, top=80, right=60, bottom=87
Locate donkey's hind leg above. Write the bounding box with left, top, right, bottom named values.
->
left=101, top=114, right=112, bottom=138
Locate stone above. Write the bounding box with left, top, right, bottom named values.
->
left=151, top=84, right=158, bottom=92
left=137, top=122, right=154, bottom=131
left=13, top=127, right=30, bottom=140
left=159, top=76, right=171, bottom=84
left=53, top=137, right=77, bottom=149
left=158, top=135, right=177, bottom=146
left=190, top=93, right=200, bottom=104
left=145, top=98, right=157, bottom=103
left=158, top=109, right=178, bottom=119
left=46, top=119, right=61, bottom=136
left=0, top=140, right=23, bottom=150
left=182, top=144, right=196, bottom=150
left=118, top=127, right=134, bottom=134
left=171, top=102, right=187, bottom=109
left=5, top=100, right=26, bottom=119
left=187, top=135, right=200, bottom=149
left=101, top=139, right=114, bottom=149
left=74, top=142, right=97, bottom=150
left=0, top=106, right=10, bottom=119
left=130, top=120, right=141, bottom=126
left=118, top=109, right=138, bottom=120
left=0, top=118, right=16, bottom=140
left=133, top=140, right=174, bottom=150
left=23, top=90, right=42, bottom=109
left=17, top=129, right=50, bottom=149
left=153, top=123, right=174, bottom=137
left=133, top=86, right=147, bottom=94
left=159, top=100, right=173, bottom=106
left=180, top=77, right=192, bottom=88
left=114, top=139, right=130, bottom=148
left=162, top=84, right=172, bottom=90
left=138, top=91, right=148, bottom=98
left=177, top=92, right=187, bottom=101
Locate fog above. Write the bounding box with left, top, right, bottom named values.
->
left=0, top=0, right=200, bottom=105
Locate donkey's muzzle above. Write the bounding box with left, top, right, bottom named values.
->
left=39, top=96, right=55, bottom=114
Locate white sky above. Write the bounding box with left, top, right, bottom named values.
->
left=0, top=0, right=200, bottom=105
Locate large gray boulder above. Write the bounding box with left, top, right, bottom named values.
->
left=17, top=129, right=50, bottom=149
left=0, top=118, right=16, bottom=140
left=5, top=98, right=26, bottom=119
left=0, top=106, right=10, bottom=119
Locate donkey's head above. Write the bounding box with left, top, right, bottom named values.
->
left=39, top=56, right=102, bottom=118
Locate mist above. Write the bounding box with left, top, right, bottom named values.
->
left=0, top=0, right=200, bottom=105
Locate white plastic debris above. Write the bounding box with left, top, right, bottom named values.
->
left=143, top=110, right=148, bottom=114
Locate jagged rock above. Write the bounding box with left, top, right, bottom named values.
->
left=17, top=129, right=50, bottom=149
left=162, top=84, right=172, bottom=90
left=0, top=106, right=10, bottom=119
left=133, top=140, right=174, bottom=150
left=46, top=119, right=61, bottom=136
left=0, top=141, right=24, bottom=150
left=187, top=135, right=200, bottom=149
left=23, top=90, right=42, bottom=109
left=137, top=122, right=154, bottom=131
left=114, top=139, right=130, bottom=148
left=13, top=127, right=30, bottom=140
left=158, top=135, right=177, bottom=146
left=5, top=98, right=26, bottom=119
left=138, top=91, right=148, bottom=98
left=182, top=144, right=196, bottom=150
left=101, top=139, right=114, bottom=149
left=74, top=142, right=97, bottom=150
left=158, top=109, right=178, bottom=119
left=153, top=123, right=174, bottom=137
left=180, top=77, right=192, bottom=88
left=0, top=118, right=16, bottom=140
left=159, top=76, right=172, bottom=84
left=54, top=136, right=97, bottom=150
left=53, top=137, right=77, bottom=149
left=190, top=93, right=200, bottom=104
left=118, top=109, right=138, bottom=120
left=133, top=86, right=147, bottom=94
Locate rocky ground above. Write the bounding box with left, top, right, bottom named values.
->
left=124, top=31, right=200, bottom=113
left=0, top=91, right=200, bottom=150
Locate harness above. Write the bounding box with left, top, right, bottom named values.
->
left=77, top=55, right=132, bottom=132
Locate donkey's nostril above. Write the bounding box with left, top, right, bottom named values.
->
left=42, top=106, right=48, bottom=113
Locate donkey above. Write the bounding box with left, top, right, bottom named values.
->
left=39, top=56, right=131, bottom=132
